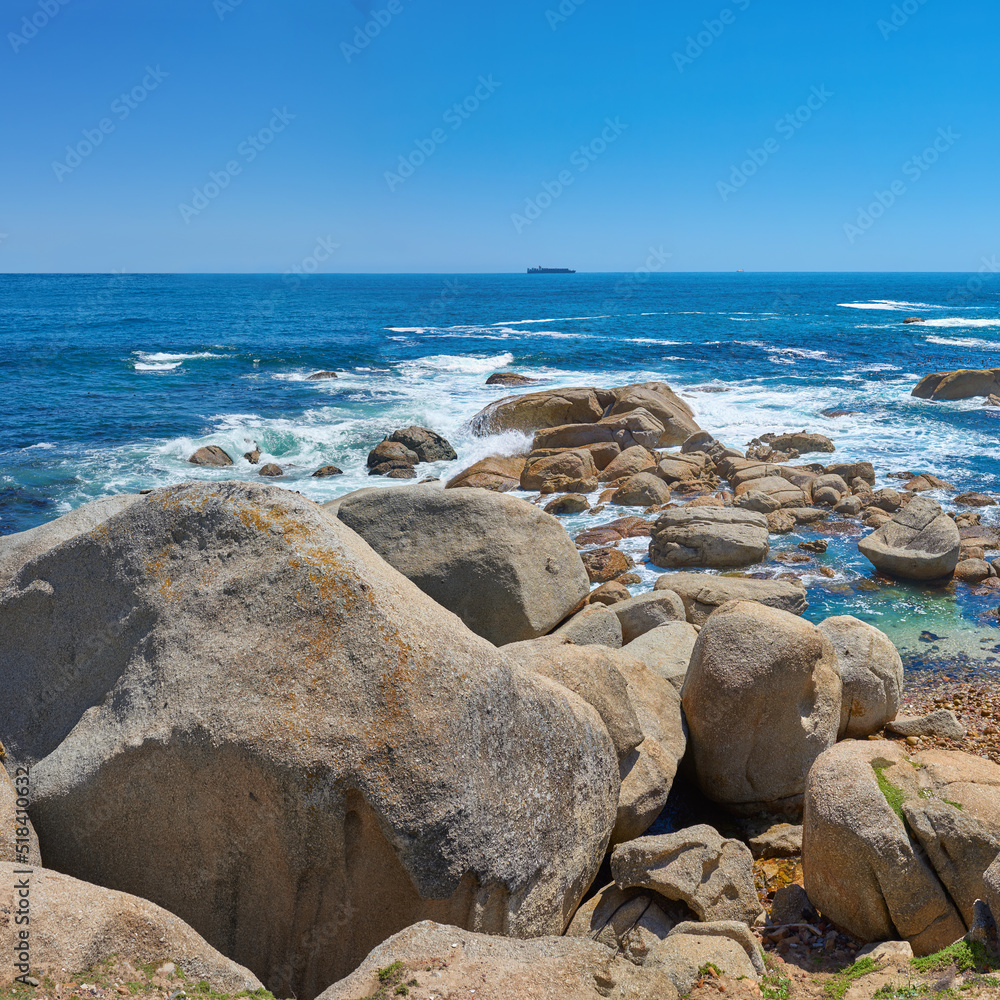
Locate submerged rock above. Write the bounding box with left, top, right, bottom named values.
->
left=486, top=371, right=538, bottom=386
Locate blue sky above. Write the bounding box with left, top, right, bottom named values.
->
left=1, top=0, right=997, bottom=272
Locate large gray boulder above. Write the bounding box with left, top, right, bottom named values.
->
left=318, top=920, right=681, bottom=1000
left=0, top=482, right=619, bottom=998
left=610, top=590, right=686, bottom=644
left=623, top=622, right=699, bottom=691
left=337, top=484, right=590, bottom=646
left=653, top=573, right=807, bottom=625
left=646, top=932, right=758, bottom=993
left=803, top=741, right=970, bottom=954
left=0, top=494, right=140, bottom=589
left=817, top=615, right=904, bottom=738
left=682, top=601, right=842, bottom=814
left=611, top=825, right=764, bottom=925
left=0, top=862, right=263, bottom=993
left=648, top=508, right=769, bottom=569
left=858, top=497, right=962, bottom=581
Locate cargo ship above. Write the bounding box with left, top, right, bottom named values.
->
left=527, top=266, right=576, bottom=274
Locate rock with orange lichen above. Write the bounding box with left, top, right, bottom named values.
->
left=0, top=481, right=619, bottom=1000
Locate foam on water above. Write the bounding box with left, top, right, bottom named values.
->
left=921, top=318, right=1000, bottom=329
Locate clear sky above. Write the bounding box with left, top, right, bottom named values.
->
left=1, top=0, right=997, bottom=272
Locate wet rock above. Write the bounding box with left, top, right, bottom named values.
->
left=768, top=510, right=797, bottom=533
left=521, top=450, right=599, bottom=494
left=767, top=432, right=835, bottom=454
left=486, top=372, right=537, bottom=386
left=835, top=495, right=863, bottom=516
left=956, top=558, right=993, bottom=583
left=611, top=472, right=672, bottom=507
left=367, top=439, right=419, bottom=470
left=258, top=463, right=283, bottom=477
left=446, top=454, right=526, bottom=492
left=388, top=426, right=457, bottom=462
left=312, top=465, right=344, bottom=478
left=649, top=508, right=769, bottom=569
left=581, top=547, right=635, bottom=583
left=826, top=461, right=876, bottom=484
left=544, top=493, right=590, bottom=516
left=956, top=492, right=997, bottom=507
left=307, top=370, right=338, bottom=380
left=906, top=474, right=956, bottom=492
left=858, top=497, right=962, bottom=581
left=682, top=602, right=841, bottom=814
left=189, top=445, right=233, bottom=467
left=913, top=367, right=1000, bottom=401
left=244, top=447, right=261, bottom=464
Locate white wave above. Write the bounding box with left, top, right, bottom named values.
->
left=624, top=338, right=686, bottom=345
left=399, top=352, right=515, bottom=374
left=135, top=361, right=182, bottom=371
left=20, top=442, right=56, bottom=450
left=838, top=300, right=941, bottom=311
left=492, top=316, right=608, bottom=325
left=134, top=351, right=224, bottom=362
left=925, top=335, right=999, bottom=348
left=385, top=327, right=429, bottom=333
left=921, top=318, right=1000, bottom=329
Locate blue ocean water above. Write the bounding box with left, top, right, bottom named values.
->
left=2, top=272, right=999, bottom=670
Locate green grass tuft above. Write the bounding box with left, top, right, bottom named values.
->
left=823, top=957, right=878, bottom=999
left=912, top=939, right=996, bottom=974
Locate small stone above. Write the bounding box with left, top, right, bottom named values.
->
left=886, top=710, right=966, bottom=741
left=244, top=448, right=261, bottom=464
left=906, top=736, right=920, bottom=746
left=312, top=465, right=344, bottom=478
left=258, top=464, right=283, bottom=477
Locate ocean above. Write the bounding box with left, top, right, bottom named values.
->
left=2, top=271, right=998, bottom=673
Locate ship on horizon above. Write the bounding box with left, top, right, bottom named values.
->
left=527, top=266, right=576, bottom=274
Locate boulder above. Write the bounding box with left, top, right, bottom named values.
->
left=544, top=493, right=590, bottom=515
left=0, top=494, right=140, bottom=590
left=906, top=474, right=956, bottom=492
left=258, top=463, right=283, bottom=477
left=886, top=711, right=967, bottom=741
left=596, top=409, right=671, bottom=450
left=817, top=616, right=903, bottom=739
left=188, top=445, right=233, bottom=467
left=531, top=440, right=621, bottom=470
left=858, top=497, right=962, bottom=581
left=645, top=932, right=757, bottom=993
left=588, top=581, right=632, bottom=606
left=307, top=371, right=338, bottom=380
left=580, top=547, right=635, bottom=583
left=446, top=454, right=526, bottom=492
left=985, top=856, right=1000, bottom=926
left=803, top=741, right=987, bottom=954
left=770, top=884, right=818, bottom=926
left=656, top=454, right=706, bottom=485
left=486, top=372, right=538, bottom=386
left=599, top=445, right=656, bottom=482
left=610, top=473, right=671, bottom=507
left=0, top=767, right=41, bottom=865
left=471, top=387, right=610, bottom=435
left=827, top=461, right=876, bottom=484
left=956, top=492, right=998, bottom=507
left=3, top=482, right=618, bottom=997
left=955, top=558, right=992, bottom=583
left=857, top=940, right=915, bottom=965
left=610, top=591, right=686, bottom=644
left=767, top=432, right=835, bottom=454
left=388, top=426, right=457, bottom=462
left=912, top=368, right=1000, bottom=401
left=623, top=622, right=698, bottom=691
left=733, top=475, right=806, bottom=508
left=520, top=450, right=599, bottom=494
left=653, top=573, right=807, bottom=626
left=502, top=637, right=643, bottom=763
left=0, top=863, right=262, bottom=992
left=338, top=485, right=590, bottom=646
left=312, top=465, right=343, bottom=477
left=317, top=921, right=681, bottom=1000
left=369, top=462, right=417, bottom=479
left=605, top=383, right=699, bottom=445
left=682, top=602, right=841, bottom=814
left=649, top=508, right=769, bottom=569
left=748, top=823, right=802, bottom=860
left=244, top=447, right=261, bottom=464
left=661, top=920, right=765, bottom=975
left=611, top=825, right=764, bottom=925
left=735, top=489, right=781, bottom=514
left=566, top=884, right=688, bottom=964
left=367, top=439, right=418, bottom=469
left=551, top=605, right=623, bottom=648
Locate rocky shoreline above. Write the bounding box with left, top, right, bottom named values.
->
left=1, top=380, right=999, bottom=1000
